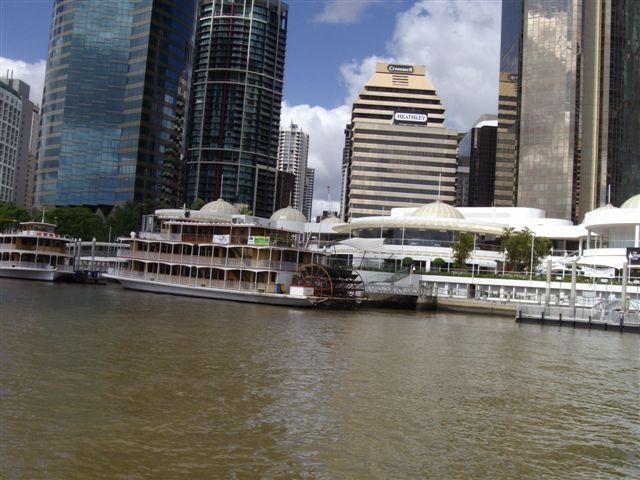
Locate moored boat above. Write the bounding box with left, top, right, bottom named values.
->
left=104, top=200, right=364, bottom=307
left=0, top=221, right=75, bottom=281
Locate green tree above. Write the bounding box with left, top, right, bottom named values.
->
left=239, top=205, right=253, bottom=215
left=106, top=201, right=139, bottom=240
left=46, top=206, right=107, bottom=241
left=501, top=227, right=551, bottom=271
left=452, top=232, right=474, bottom=268
left=141, top=199, right=168, bottom=216
left=190, top=197, right=205, bottom=210
left=401, top=256, right=414, bottom=267
left=0, top=202, right=31, bottom=229
left=431, top=257, right=447, bottom=271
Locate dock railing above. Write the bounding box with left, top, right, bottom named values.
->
left=517, top=304, right=640, bottom=329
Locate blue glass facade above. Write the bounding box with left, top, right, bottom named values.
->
left=35, top=0, right=196, bottom=210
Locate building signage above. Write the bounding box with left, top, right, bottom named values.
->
left=212, top=234, right=230, bottom=245
left=248, top=236, right=270, bottom=246
left=627, top=247, right=640, bottom=266
left=387, top=64, right=414, bottom=73
left=581, top=266, right=616, bottom=278
left=394, top=112, right=428, bottom=123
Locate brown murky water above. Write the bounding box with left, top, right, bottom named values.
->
left=1, top=279, right=639, bottom=479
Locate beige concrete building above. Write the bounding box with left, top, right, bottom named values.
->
left=342, top=63, right=458, bottom=219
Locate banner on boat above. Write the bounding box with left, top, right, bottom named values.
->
left=248, top=236, right=270, bottom=246
left=213, top=234, right=230, bottom=245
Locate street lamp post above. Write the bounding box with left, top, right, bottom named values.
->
left=529, top=232, right=536, bottom=282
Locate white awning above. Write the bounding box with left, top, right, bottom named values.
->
left=337, top=238, right=385, bottom=251
left=578, top=256, right=627, bottom=270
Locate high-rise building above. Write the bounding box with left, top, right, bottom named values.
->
left=456, top=115, right=498, bottom=207
left=185, top=0, right=288, bottom=219
left=302, top=167, right=314, bottom=220
left=274, top=170, right=295, bottom=211
left=0, top=78, right=38, bottom=208
left=342, top=63, right=458, bottom=220
left=0, top=81, right=22, bottom=203
left=581, top=0, right=639, bottom=209
left=339, top=125, right=351, bottom=219
left=504, top=0, right=639, bottom=221
left=25, top=107, right=40, bottom=210
left=493, top=0, right=522, bottom=207
left=277, top=121, right=309, bottom=211
left=35, top=0, right=196, bottom=211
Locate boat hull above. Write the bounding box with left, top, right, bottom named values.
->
left=0, top=267, right=60, bottom=281
left=104, top=274, right=317, bottom=308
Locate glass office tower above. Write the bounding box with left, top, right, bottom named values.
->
left=35, top=0, right=196, bottom=211
left=185, top=0, right=288, bottom=218
left=600, top=0, right=639, bottom=207
left=512, top=0, right=639, bottom=220
left=493, top=0, right=522, bottom=207
left=517, top=0, right=582, bottom=221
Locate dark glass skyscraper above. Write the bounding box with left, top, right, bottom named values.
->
left=185, top=0, right=288, bottom=218
left=35, top=0, right=196, bottom=211
left=493, top=0, right=522, bottom=207
left=497, top=0, right=639, bottom=220
left=456, top=115, right=498, bottom=208
left=597, top=0, right=639, bottom=207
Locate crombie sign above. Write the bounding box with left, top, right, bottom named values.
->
left=387, top=65, right=414, bottom=73
left=394, top=112, right=428, bottom=123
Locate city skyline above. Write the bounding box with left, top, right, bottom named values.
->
left=1, top=0, right=502, bottom=215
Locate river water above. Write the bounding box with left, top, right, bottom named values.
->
left=1, top=279, right=638, bottom=479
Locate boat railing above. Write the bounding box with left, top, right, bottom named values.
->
left=121, top=251, right=299, bottom=271
left=135, top=233, right=298, bottom=248
left=112, top=269, right=278, bottom=293
left=0, top=260, right=68, bottom=271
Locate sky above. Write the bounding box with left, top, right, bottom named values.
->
left=0, top=0, right=502, bottom=216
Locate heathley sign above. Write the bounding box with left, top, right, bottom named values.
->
left=394, top=112, right=428, bottom=123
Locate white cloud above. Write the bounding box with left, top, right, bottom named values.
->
left=286, top=0, right=501, bottom=215
left=339, top=54, right=392, bottom=103
left=0, top=57, right=46, bottom=105
left=389, top=0, right=501, bottom=131
left=314, top=0, right=379, bottom=24
left=280, top=102, right=350, bottom=217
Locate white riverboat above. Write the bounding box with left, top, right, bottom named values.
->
left=0, top=221, right=75, bottom=281
left=104, top=200, right=363, bottom=307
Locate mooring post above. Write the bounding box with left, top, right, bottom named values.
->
left=570, top=258, right=577, bottom=315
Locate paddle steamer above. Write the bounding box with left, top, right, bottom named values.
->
left=105, top=199, right=363, bottom=307
left=0, top=221, right=75, bottom=281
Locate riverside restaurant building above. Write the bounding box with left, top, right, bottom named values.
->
left=315, top=194, right=640, bottom=277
